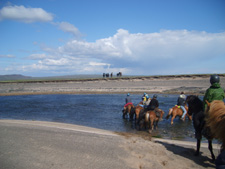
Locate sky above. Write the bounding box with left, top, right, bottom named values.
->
left=0, top=0, right=225, bottom=77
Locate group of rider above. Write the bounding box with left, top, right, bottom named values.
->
left=124, top=74, right=224, bottom=121
left=124, top=74, right=225, bottom=169
left=125, top=92, right=161, bottom=118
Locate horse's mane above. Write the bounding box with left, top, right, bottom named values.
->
left=186, top=95, right=204, bottom=114
left=206, top=100, right=225, bottom=149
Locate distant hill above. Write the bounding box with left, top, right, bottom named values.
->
left=0, top=74, right=103, bottom=82
left=0, top=74, right=32, bottom=81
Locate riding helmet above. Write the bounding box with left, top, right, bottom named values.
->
left=210, top=74, right=220, bottom=84
left=153, top=94, right=157, bottom=98
left=127, top=93, right=130, bottom=96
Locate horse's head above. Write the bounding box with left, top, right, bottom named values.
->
left=186, top=95, right=203, bottom=115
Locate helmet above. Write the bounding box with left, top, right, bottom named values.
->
left=210, top=75, right=220, bottom=84
left=127, top=93, right=130, bottom=96
left=153, top=94, right=157, bottom=98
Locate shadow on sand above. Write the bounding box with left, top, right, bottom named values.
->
left=155, top=141, right=217, bottom=168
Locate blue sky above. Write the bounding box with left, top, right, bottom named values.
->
left=0, top=0, right=225, bottom=77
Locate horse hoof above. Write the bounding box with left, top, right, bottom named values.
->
left=211, top=155, right=216, bottom=162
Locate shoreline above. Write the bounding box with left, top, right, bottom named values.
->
left=0, top=75, right=225, bottom=96
left=0, top=119, right=219, bottom=169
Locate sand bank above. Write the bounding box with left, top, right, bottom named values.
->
left=1, top=75, right=225, bottom=96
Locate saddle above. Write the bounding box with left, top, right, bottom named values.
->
left=175, top=105, right=181, bottom=109
left=124, top=102, right=133, bottom=107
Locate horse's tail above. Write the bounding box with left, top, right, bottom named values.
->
left=166, top=108, right=173, bottom=119
left=145, top=112, right=150, bottom=123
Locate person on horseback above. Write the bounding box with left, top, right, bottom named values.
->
left=144, top=95, right=151, bottom=108
left=124, top=93, right=133, bottom=109
left=125, top=93, right=132, bottom=104
left=147, top=94, right=160, bottom=117
left=177, top=92, right=187, bottom=121
left=123, top=93, right=135, bottom=119
left=142, top=93, right=148, bottom=102
left=203, top=74, right=224, bottom=111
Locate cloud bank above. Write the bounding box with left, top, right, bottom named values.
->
left=22, top=29, right=225, bottom=76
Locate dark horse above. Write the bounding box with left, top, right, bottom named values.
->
left=186, top=95, right=215, bottom=161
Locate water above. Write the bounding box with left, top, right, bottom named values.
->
left=0, top=94, right=200, bottom=141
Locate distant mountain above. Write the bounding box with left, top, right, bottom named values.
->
left=0, top=74, right=32, bottom=81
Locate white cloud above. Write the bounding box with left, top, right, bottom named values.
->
left=0, top=5, right=53, bottom=23
left=5, top=29, right=225, bottom=76
left=55, top=22, right=82, bottom=38
left=54, top=29, right=225, bottom=65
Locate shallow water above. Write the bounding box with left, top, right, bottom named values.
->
left=0, top=94, right=204, bottom=141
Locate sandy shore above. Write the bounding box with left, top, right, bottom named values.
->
left=0, top=120, right=220, bottom=169
left=1, top=75, right=225, bottom=96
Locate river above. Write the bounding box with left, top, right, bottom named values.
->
left=0, top=94, right=204, bottom=142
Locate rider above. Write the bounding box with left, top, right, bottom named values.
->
left=123, top=93, right=133, bottom=111
left=177, top=92, right=187, bottom=121
left=144, top=95, right=151, bottom=108
left=147, top=94, right=160, bottom=117
left=203, top=74, right=224, bottom=111
left=142, top=93, right=148, bottom=102
left=125, top=93, right=132, bottom=104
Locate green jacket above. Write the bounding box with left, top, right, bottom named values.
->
left=203, top=83, right=224, bottom=110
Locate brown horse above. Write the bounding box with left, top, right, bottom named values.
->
left=134, top=101, right=144, bottom=123
left=122, top=104, right=135, bottom=120
left=206, top=100, right=225, bottom=150
left=166, top=105, right=192, bottom=125
left=206, top=100, right=225, bottom=167
left=145, top=109, right=165, bottom=133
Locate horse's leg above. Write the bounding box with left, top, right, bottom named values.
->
left=208, top=140, right=215, bottom=161
left=155, top=120, right=159, bottom=130
left=171, top=115, right=175, bottom=125
left=122, top=111, right=126, bottom=119
left=195, top=139, right=201, bottom=156
left=122, top=107, right=126, bottom=119
left=166, top=109, right=172, bottom=119
left=129, top=112, right=133, bottom=121
left=149, top=119, right=153, bottom=133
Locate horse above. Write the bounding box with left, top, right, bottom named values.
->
left=134, top=101, right=144, bottom=123
left=186, top=95, right=215, bottom=161
left=145, top=109, right=165, bottom=133
left=117, top=72, right=122, bottom=77
left=165, top=105, right=192, bottom=125
left=206, top=100, right=225, bottom=149
left=122, top=103, right=135, bottom=120
left=206, top=100, right=225, bottom=167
